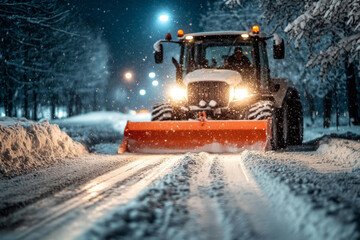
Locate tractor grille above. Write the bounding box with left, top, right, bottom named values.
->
left=187, top=81, right=230, bottom=107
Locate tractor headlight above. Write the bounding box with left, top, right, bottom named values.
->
left=169, top=87, right=187, bottom=101
left=232, top=87, right=250, bottom=100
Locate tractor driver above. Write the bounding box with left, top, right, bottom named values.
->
left=226, top=47, right=252, bottom=74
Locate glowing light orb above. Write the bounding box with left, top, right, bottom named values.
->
left=149, top=72, right=156, bottom=78
left=124, top=72, right=132, bottom=80
left=139, top=89, right=146, bottom=95
left=159, top=15, right=169, bottom=22
left=152, top=80, right=159, bottom=86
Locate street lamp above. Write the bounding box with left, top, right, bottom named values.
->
left=124, top=72, right=132, bottom=80
left=139, top=89, right=146, bottom=95
left=149, top=72, right=156, bottom=78
left=159, top=14, right=169, bottom=22
left=152, top=80, right=159, bottom=86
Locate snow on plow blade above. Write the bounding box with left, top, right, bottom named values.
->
left=118, top=119, right=272, bottom=154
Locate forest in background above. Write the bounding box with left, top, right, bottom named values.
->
left=0, top=0, right=109, bottom=120
left=1, top=0, right=359, bottom=129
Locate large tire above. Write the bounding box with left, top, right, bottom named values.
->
left=247, top=100, right=285, bottom=150
left=247, top=101, right=273, bottom=120
left=283, top=99, right=303, bottom=146
left=151, top=103, right=173, bottom=121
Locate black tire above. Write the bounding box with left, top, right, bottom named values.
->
left=151, top=103, right=173, bottom=121
left=247, top=101, right=273, bottom=120
left=247, top=100, right=285, bottom=150
left=283, top=100, right=303, bottom=145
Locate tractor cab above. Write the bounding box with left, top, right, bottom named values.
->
left=154, top=26, right=285, bottom=94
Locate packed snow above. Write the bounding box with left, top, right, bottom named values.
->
left=81, top=153, right=197, bottom=240
left=316, top=138, right=360, bottom=169
left=0, top=117, right=88, bottom=178
left=243, top=139, right=360, bottom=240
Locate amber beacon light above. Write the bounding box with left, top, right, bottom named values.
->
left=252, top=25, right=260, bottom=34
left=177, top=29, right=184, bottom=38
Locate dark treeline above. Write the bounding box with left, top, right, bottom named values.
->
left=0, top=0, right=110, bottom=120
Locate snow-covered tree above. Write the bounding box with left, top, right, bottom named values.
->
left=225, top=0, right=359, bottom=125
left=200, top=1, right=261, bottom=31
left=284, top=0, right=360, bottom=72
left=0, top=0, right=110, bottom=119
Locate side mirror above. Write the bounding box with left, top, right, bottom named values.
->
left=273, top=34, right=285, bottom=59
left=154, top=43, right=163, bottom=64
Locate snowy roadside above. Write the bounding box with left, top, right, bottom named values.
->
left=303, top=125, right=360, bottom=144
left=243, top=138, right=360, bottom=240
left=0, top=117, right=88, bottom=178
left=52, top=111, right=150, bottom=152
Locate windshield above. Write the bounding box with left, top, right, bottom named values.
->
left=182, top=38, right=254, bottom=74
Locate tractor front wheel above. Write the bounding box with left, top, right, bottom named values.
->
left=151, top=103, right=173, bottom=121
left=246, top=101, right=285, bottom=150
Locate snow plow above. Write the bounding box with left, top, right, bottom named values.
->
left=118, top=114, right=272, bottom=153
left=118, top=26, right=303, bottom=154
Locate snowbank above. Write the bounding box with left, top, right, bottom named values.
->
left=0, top=117, right=88, bottom=178
left=53, top=111, right=151, bottom=149
left=317, top=138, right=360, bottom=169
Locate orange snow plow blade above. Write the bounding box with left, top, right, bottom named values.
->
left=118, top=118, right=272, bottom=154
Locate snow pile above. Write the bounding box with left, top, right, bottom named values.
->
left=82, top=153, right=204, bottom=240
left=317, top=138, right=360, bottom=169
left=0, top=117, right=88, bottom=178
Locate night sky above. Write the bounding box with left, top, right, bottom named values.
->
left=74, top=0, right=207, bottom=110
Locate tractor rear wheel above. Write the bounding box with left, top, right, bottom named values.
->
left=247, top=100, right=285, bottom=150
left=283, top=99, right=303, bottom=146
left=151, top=103, right=173, bottom=121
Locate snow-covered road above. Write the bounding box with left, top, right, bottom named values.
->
left=2, top=138, right=359, bottom=240
left=1, top=154, right=182, bottom=240
left=182, top=154, right=299, bottom=240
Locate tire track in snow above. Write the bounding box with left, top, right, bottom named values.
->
left=183, top=153, right=303, bottom=240
left=185, top=154, right=225, bottom=240
left=218, top=154, right=299, bottom=240
left=2, top=155, right=181, bottom=240
left=80, top=153, right=199, bottom=240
